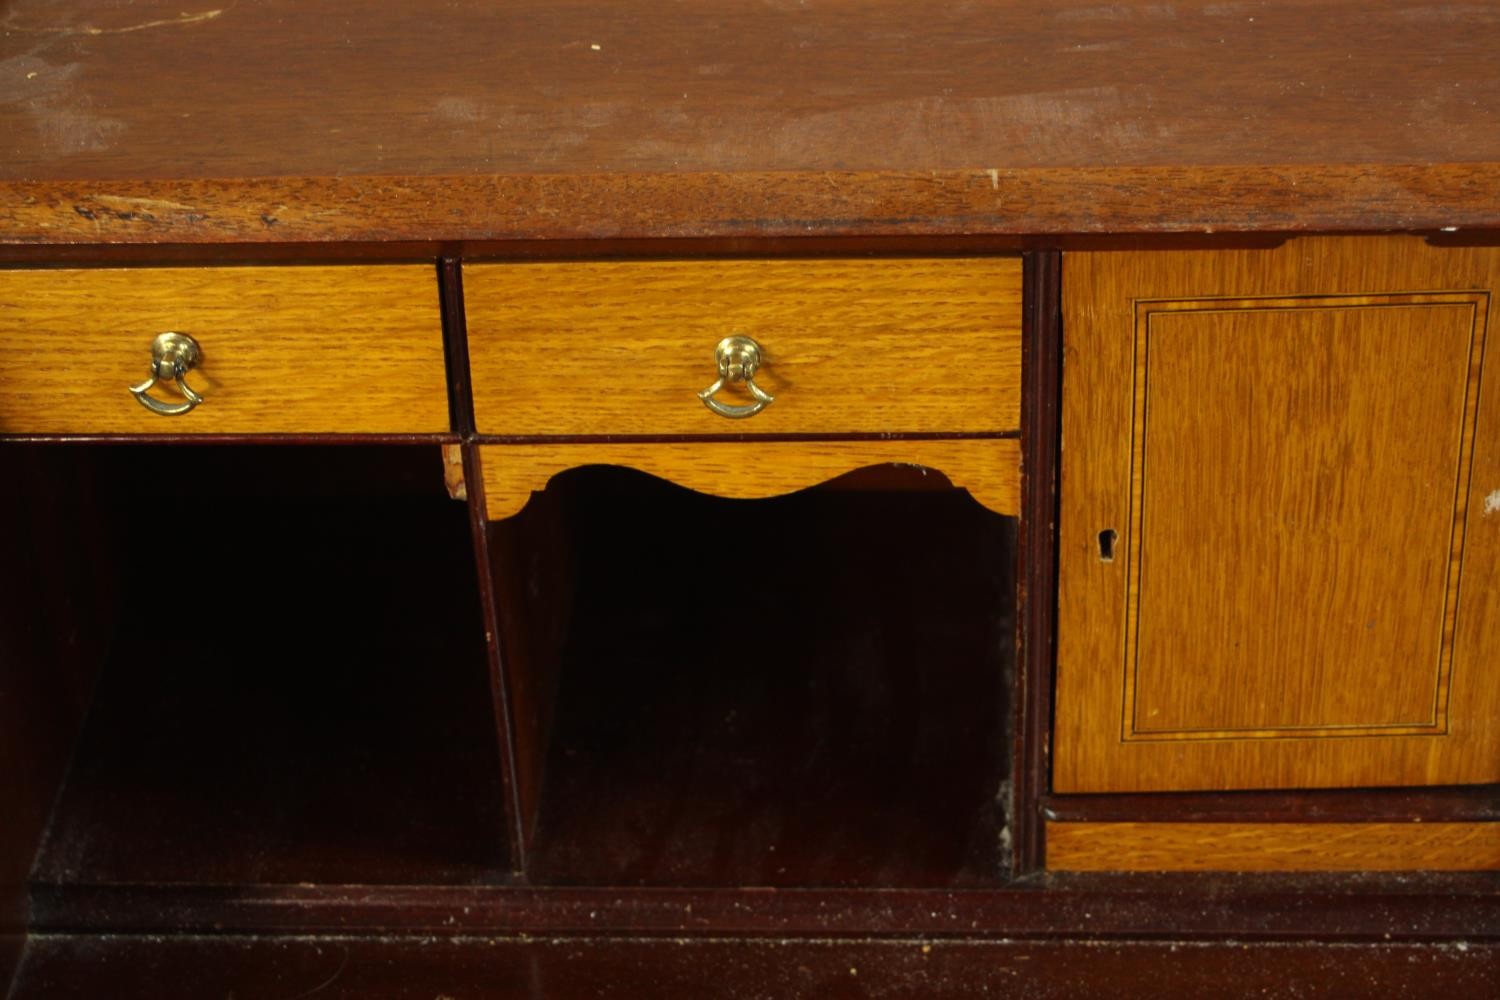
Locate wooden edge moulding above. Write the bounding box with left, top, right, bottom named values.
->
left=474, top=439, right=1024, bottom=522
left=1046, top=822, right=1500, bottom=873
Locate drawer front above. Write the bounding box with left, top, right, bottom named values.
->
left=0, top=266, right=448, bottom=435
left=465, top=258, right=1022, bottom=436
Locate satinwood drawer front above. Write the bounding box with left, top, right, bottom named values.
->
left=0, top=266, right=448, bottom=435
left=1054, top=236, right=1500, bottom=793
left=464, top=258, right=1022, bottom=436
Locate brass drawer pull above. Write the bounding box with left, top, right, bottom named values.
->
left=697, top=335, right=775, bottom=419
left=129, top=332, right=205, bottom=416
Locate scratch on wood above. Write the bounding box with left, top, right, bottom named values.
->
left=442, top=444, right=468, bottom=501
left=72, top=194, right=207, bottom=224
left=4, top=8, right=226, bottom=36
left=280, top=945, right=350, bottom=999
left=95, top=194, right=198, bottom=213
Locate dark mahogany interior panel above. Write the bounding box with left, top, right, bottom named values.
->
left=0, top=447, right=117, bottom=982
left=25, top=446, right=511, bottom=888
left=501, top=467, right=1016, bottom=888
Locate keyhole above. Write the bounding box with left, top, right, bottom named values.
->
left=1098, top=529, right=1117, bottom=562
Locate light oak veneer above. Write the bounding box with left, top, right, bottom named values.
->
left=1055, top=237, right=1500, bottom=793
left=0, top=266, right=448, bottom=435
left=478, top=439, right=1021, bottom=521
left=466, top=258, right=1022, bottom=437
left=1046, top=821, right=1500, bottom=872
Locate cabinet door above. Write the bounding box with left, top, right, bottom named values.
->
left=1054, top=237, right=1500, bottom=792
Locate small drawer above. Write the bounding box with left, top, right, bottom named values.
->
left=465, top=258, right=1022, bottom=436
left=0, top=266, right=448, bottom=435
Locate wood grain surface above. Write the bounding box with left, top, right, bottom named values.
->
left=1123, top=293, right=1483, bottom=740
left=478, top=440, right=1021, bottom=520
left=1, top=0, right=1498, bottom=242
left=0, top=266, right=448, bottom=434
left=466, top=258, right=1022, bottom=436
left=1054, top=236, right=1500, bottom=792
left=1046, top=822, right=1500, bottom=872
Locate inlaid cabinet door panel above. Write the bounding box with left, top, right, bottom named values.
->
left=1054, top=237, right=1500, bottom=792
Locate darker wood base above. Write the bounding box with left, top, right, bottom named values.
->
left=27, top=873, right=1500, bottom=940
left=9, top=933, right=1498, bottom=999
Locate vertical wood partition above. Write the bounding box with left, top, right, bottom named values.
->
left=443, top=257, right=528, bottom=874
left=1014, top=250, right=1063, bottom=876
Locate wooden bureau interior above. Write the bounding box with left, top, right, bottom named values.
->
left=1, top=0, right=1497, bottom=993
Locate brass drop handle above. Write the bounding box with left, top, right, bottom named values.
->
left=698, top=335, right=775, bottom=419
left=129, top=332, right=205, bottom=416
